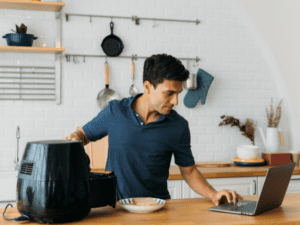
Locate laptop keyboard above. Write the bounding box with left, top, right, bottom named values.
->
left=222, top=201, right=255, bottom=212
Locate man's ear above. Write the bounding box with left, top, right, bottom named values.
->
left=144, top=81, right=152, bottom=94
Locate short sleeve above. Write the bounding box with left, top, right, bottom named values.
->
left=173, top=121, right=195, bottom=167
left=82, top=100, right=115, bottom=142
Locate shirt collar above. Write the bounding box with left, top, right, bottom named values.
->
left=128, top=93, right=173, bottom=120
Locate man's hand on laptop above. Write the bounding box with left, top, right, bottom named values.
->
left=212, top=190, right=244, bottom=206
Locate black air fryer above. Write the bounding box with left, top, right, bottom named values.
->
left=3, top=140, right=117, bottom=224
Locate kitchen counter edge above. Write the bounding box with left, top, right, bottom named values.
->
left=91, top=164, right=300, bottom=180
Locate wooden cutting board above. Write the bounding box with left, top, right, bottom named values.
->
left=195, top=161, right=232, bottom=167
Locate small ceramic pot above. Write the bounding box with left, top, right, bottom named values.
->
left=236, top=145, right=259, bottom=160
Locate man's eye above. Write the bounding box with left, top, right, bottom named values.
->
left=167, top=93, right=173, bottom=96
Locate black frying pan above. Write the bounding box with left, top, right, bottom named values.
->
left=101, top=22, right=124, bottom=57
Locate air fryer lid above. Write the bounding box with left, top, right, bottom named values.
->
left=4, top=140, right=92, bottom=224
left=19, top=140, right=90, bottom=181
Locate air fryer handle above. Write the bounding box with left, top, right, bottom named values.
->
left=33, top=36, right=38, bottom=40
left=2, top=35, right=6, bottom=38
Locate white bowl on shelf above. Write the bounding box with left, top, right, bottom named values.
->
left=236, top=145, right=259, bottom=160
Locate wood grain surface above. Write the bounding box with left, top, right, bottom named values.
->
left=91, top=165, right=300, bottom=180
left=195, top=161, right=232, bottom=167
left=2, top=194, right=300, bottom=225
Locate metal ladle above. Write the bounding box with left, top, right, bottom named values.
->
left=129, top=60, right=138, bottom=96
left=96, top=60, right=120, bottom=109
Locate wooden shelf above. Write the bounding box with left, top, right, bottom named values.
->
left=0, top=0, right=65, bottom=12
left=0, top=46, right=65, bottom=54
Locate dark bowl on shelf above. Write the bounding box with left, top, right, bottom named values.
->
left=2, top=33, right=38, bottom=47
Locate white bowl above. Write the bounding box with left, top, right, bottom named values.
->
left=118, top=198, right=166, bottom=213
left=236, top=145, right=259, bottom=160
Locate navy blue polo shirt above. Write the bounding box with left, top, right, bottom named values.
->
left=83, top=93, right=195, bottom=200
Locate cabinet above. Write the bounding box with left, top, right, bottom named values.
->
left=257, top=174, right=300, bottom=195
left=0, top=0, right=65, bottom=104
left=0, top=171, right=18, bottom=203
left=84, top=136, right=108, bottom=170
left=167, top=180, right=182, bottom=199
left=182, top=177, right=258, bottom=199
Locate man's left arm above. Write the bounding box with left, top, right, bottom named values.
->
left=179, top=164, right=244, bottom=206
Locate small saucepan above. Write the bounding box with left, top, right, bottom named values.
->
left=2, top=33, right=38, bottom=47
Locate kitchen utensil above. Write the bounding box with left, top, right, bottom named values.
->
left=183, top=68, right=214, bottom=108
left=262, top=152, right=291, bottom=166
left=278, top=128, right=285, bottom=146
left=183, top=60, right=197, bottom=90
left=236, top=145, right=259, bottom=160
left=97, top=62, right=120, bottom=109
left=118, top=198, right=166, bottom=213
left=259, top=127, right=279, bottom=153
left=232, top=157, right=266, bottom=166
left=195, top=161, right=231, bottom=167
left=2, top=33, right=38, bottom=47
left=14, top=126, right=20, bottom=171
left=129, top=61, right=138, bottom=96
left=101, top=22, right=124, bottom=57
left=3, top=140, right=117, bottom=223
left=290, top=151, right=300, bottom=165
left=183, top=73, right=197, bottom=90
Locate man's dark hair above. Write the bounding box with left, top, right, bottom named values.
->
left=143, top=54, right=189, bottom=89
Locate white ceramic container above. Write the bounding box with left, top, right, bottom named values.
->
left=236, top=145, right=259, bottom=160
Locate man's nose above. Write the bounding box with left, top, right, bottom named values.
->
left=170, top=94, right=179, bottom=106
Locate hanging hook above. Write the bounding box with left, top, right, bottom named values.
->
left=193, top=60, right=198, bottom=67
left=66, top=55, right=70, bottom=62
left=73, top=56, right=79, bottom=64
left=90, top=16, right=92, bottom=23
left=83, top=56, right=86, bottom=63
left=153, top=18, right=159, bottom=28
left=104, top=56, right=108, bottom=66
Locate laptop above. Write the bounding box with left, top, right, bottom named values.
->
left=209, top=163, right=296, bottom=216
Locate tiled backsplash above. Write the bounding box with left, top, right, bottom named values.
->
left=0, top=0, right=293, bottom=171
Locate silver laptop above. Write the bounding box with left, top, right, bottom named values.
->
left=209, top=163, right=296, bottom=216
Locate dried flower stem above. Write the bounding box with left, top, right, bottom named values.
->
left=266, top=98, right=283, bottom=127
left=219, top=115, right=257, bottom=145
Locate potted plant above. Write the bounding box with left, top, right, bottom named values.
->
left=219, top=115, right=258, bottom=159
left=259, top=98, right=283, bottom=153
left=2, top=23, right=38, bottom=47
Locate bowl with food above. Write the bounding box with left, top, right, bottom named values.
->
left=118, top=197, right=166, bottom=213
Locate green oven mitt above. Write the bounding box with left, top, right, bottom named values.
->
left=184, top=68, right=214, bottom=108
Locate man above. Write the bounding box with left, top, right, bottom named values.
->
left=63, top=54, right=243, bottom=206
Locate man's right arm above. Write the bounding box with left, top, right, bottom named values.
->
left=62, top=126, right=91, bottom=146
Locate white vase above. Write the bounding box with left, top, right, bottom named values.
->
left=259, top=127, right=279, bottom=153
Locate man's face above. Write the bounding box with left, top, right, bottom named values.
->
left=148, top=79, right=183, bottom=115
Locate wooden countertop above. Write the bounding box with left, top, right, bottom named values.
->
left=92, top=164, right=300, bottom=180
left=2, top=194, right=300, bottom=225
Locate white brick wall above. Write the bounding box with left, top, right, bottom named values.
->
left=0, top=0, right=293, bottom=171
